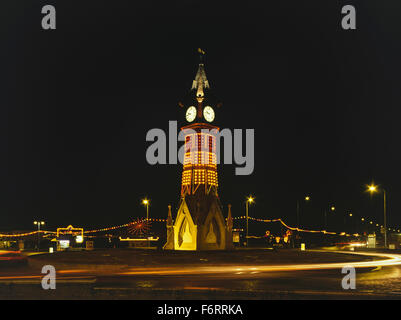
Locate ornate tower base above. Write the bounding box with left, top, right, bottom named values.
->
left=164, top=195, right=233, bottom=251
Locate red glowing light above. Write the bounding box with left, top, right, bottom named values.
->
left=128, top=218, right=151, bottom=236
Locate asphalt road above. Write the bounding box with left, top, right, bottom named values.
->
left=1, top=249, right=401, bottom=299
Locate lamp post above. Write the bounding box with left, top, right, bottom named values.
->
left=142, top=199, right=150, bottom=222
left=296, top=195, right=311, bottom=229
left=324, top=205, right=335, bottom=230
left=296, top=195, right=310, bottom=248
left=33, top=221, right=45, bottom=251
left=360, top=217, right=366, bottom=235
left=245, top=196, right=254, bottom=247
left=367, top=184, right=387, bottom=248
left=346, top=212, right=352, bottom=234
left=142, top=199, right=150, bottom=247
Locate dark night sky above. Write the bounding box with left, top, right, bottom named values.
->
left=1, top=0, right=401, bottom=233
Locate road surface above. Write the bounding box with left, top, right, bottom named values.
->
left=1, top=249, right=401, bottom=299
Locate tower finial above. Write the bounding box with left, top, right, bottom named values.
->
left=167, top=204, right=172, bottom=226
left=192, top=49, right=209, bottom=98
left=198, top=48, right=205, bottom=54
left=227, top=204, right=233, bottom=231
left=198, top=48, right=206, bottom=65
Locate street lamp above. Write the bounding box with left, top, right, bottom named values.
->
left=142, top=199, right=150, bottom=221
left=142, top=198, right=150, bottom=247
left=296, top=195, right=311, bottom=229
left=347, top=213, right=354, bottom=234
left=295, top=195, right=311, bottom=248
left=324, top=205, right=335, bottom=230
left=359, top=217, right=366, bottom=235
left=245, top=196, right=254, bottom=247
left=367, top=183, right=387, bottom=249
left=33, top=220, right=45, bottom=251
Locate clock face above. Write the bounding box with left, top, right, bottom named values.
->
left=203, top=106, right=215, bottom=122
left=185, top=106, right=196, bottom=122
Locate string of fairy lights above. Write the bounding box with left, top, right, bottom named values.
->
left=0, top=218, right=165, bottom=238
left=232, top=216, right=401, bottom=236
left=83, top=218, right=167, bottom=234
left=358, top=217, right=400, bottom=233
left=233, top=216, right=337, bottom=235
left=1, top=215, right=399, bottom=239
left=0, top=230, right=56, bottom=238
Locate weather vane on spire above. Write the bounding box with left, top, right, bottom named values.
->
left=198, top=48, right=206, bottom=62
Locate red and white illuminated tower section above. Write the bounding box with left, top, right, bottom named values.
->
left=164, top=52, right=233, bottom=251
left=180, top=121, right=219, bottom=196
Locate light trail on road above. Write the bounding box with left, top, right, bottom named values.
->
left=1, top=251, right=401, bottom=281
left=117, top=251, right=401, bottom=276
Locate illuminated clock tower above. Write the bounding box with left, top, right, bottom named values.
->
left=164, top=51, right=233, bottom=251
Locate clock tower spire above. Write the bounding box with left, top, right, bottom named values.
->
left=181, top=52, right=218, bottom=197
left=191, top=49, right=209, bottom=99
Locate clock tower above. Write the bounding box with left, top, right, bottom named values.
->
left=164, top=52, right=233, bottom=250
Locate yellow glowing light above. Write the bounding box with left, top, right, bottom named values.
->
left=305, top=196, right=310, bottom=201
left=142, top=199, right=149, bottom=205
left=368, top=184, right=377, bottom=193
left=330, top=206, right=335, bottom=211
left=0, top=230, right=55, bottom=238
left=57, top=225, right=84, bottom=238
left=0, top=219, right=169, bottom=238
left=247, top=196, right=254, bottom=203
left=361, top=218, right=365, bottom=221
left=181, top=131, right=219, bottom=195
left=349, top=213, right=353, bottom=217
